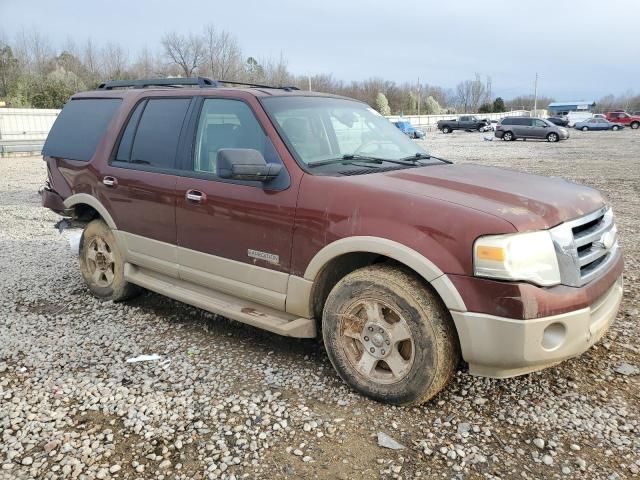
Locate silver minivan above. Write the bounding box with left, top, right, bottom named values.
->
left=495, top=117, right=570, bottom=142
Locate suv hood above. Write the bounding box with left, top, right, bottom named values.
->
left=364, top=164, right=605, bottom=231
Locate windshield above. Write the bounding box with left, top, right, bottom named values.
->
left=261, top=96, right=428, bottom=166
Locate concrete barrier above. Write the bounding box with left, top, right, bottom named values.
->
left=0, top=108, right=60, bottom=156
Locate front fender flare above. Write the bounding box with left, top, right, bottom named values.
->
left=302, top=236, right=467, bottom=312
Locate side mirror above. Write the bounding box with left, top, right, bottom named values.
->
left=217, top=148, right=282, bottom=182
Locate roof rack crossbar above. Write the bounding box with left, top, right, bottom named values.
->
left=97, top=77, right=219, bottom=90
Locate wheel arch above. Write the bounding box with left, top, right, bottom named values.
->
left=63, top=193, right=117, bottom=229
left=297, top=237, right=467, bottom=321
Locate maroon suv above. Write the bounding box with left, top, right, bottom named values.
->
left=41, top=78, right=623, bottom=405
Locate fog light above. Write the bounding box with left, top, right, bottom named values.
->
left=541, top=322, right=566, bottom=351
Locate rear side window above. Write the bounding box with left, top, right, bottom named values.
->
left=43, top=98, right=121, bottom=161
left=115, top=98, right=190, bottom=169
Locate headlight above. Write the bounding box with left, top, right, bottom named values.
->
left=473, top=231, right=561, bottom=286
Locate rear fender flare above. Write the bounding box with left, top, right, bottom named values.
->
left=63, top=193, right=117, bottom=230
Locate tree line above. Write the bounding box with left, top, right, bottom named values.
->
left=1, top=27, right=639, bottom=114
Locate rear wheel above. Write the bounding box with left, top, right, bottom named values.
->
left=322, top=265, right=460, bottom=406
left=502, top=131, right=514, bottom=141
left=630, top=122, right=639, bottom=129
left=612, top=125, right=620, bottom=131
left=547, top=132, right=559, bottom=142
left=442, top=126, right=451, bottom=134
left=79, top=219, right=140, bottom=301
left=582, top=126, right=589, bottom=131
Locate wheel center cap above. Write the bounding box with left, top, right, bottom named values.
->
left=96, top=253, right=107, bottom=270
left=361, top=323, right=391, bottom=359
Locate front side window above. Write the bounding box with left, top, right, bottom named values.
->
left=193, top=98, right=281, bottom=175
left=262, top=96, right=428, bottom=166
left=533, top=119, right=547, bottom=127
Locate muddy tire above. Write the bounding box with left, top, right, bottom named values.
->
left=322, top=264, right=460, bottom=406
left=79, top=219, right=140, bottom=301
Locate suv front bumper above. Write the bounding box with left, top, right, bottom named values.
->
left=450, top=275, right=623, bottom=378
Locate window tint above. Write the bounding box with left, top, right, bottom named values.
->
left=127, top=98, right=190, bottom=169
left=533, top=119, right=547, bottom=127
left=193, top=98, right=281, bottom=175
left=43, top=98, right=121, bottom=161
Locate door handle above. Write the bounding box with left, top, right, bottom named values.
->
left=185, top=189, right=206, bottom=203
left=103, top=176, right=117, bottom=187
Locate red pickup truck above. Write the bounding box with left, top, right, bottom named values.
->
left=606, top=111, right=640, bottom=129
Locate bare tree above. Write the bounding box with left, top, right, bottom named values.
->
left=101, top=43, right=128, bottom=79
left=13, top=28, right=53, bottom=75
left=261, top=53, right=291, bottom=86
left=161, top=32, right=205, bottom=77
left=83, top=39, right=101, bottom=82
left=203, top=25, right=243, bottom=80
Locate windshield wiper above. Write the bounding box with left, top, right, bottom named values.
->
left=343, top=154, right=419, bottom=167
left=398, top=153, right=453, bottom=164
left=308, top=155, right=385, bottom=168
left=307, top=153, right=447, bottom=169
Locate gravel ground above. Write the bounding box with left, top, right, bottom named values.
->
left=1, top=129, right=638, bottom=480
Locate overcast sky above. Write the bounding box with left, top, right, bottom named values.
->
left=2, top=0, right=638, bottom=99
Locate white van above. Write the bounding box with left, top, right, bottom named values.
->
left=567, top=111, right=593, bottom=127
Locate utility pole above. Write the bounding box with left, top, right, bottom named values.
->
left=417, top=76, right=421, bottom=118
left=533, top=72, right=538, bottom=116
left=308, top=75, right=312, bottom=92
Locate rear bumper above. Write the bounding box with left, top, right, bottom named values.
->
left=40, top=185, right=67, bottom=214
left=450, top=275, right=623, bottom=378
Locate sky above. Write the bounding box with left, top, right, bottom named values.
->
left=2, top=0, right=639, bottom=100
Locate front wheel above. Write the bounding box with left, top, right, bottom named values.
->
left=79, top=219, right=140, bottom=301
left=547, top=132, right=559, bottom=142
left=630, top=122, right=639, bottom=129
left=322, top=265, right=460, bottom=406
left=582, top=126, right=589, bottom=131
left=612, top=125, right=620, bottom=131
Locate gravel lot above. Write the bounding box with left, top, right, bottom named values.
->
left=1, top=129, right=638, bottom=480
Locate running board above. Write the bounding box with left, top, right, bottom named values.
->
left=124, top=263, right=316, bottom=338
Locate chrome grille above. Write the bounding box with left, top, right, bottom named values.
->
left=550, top=207, right=618, bottom=287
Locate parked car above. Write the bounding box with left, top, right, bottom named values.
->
left=437, top=115, right=489, bottom=133
left=574, top=118, right=624, bottom=131
left=393, top=120, right=425, bottom=139
left=495, top=117, right=570, bottom=142
left=605, top=111, right=640, bottom=129
left=41, top=77, right=622, bottom=405
left=547, top=117, right=569, bottom=127
left=593, top=114, right=607, bottom=119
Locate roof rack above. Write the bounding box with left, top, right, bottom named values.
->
left=96, top=77, right=300, bottom=91
left=217, top=80, right=299, bottom=91
left=97, top=77, right=219, bottom=90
